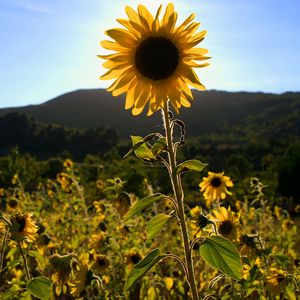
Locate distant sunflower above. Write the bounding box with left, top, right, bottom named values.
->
left=199, top=172, right=233, bottom=204
left=125, top=249, right=142, bottom=268
left=10, top=212, right=38, bottom=243
left=266, top=268, right=287, bottom=295
left=99, top=3, right=209, bottom=116
left=210, top=206, right=239, bottom=240
left=92, top=254, right=110, bottom=273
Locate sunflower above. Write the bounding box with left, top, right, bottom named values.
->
left=266, top=268, right=287, bottom=295
left=190, top=206, right=211, bottom=237
left=7, top=198, right=19, bottom=211
left=48, top=253, right=75, bottom=296
left=210, top=206, right=239, bottom=240
left=199, top=172, right=233, bottom=204
left=99, top=3, right=209, bottom=116
left=92, top=254, right=110, bottom=273
left=239, top=234, right=259, bottom=259
left=89, top=232, right=106, bottom=252
left=10, top=212, right=38, bottom=243
left=125, top=249, right=142, bottom=268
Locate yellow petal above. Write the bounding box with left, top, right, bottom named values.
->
left=135, top=84, right=150, bottom=108
left=125, top=87, right=136, bottom=110
left=125, top=6, right=141, bottom=25
left=152, top=5, right=162, bottom=31
left=162, top=3, right=174, bottom=27
left=100, top=66, right=130, bottom=80
left=101, top=40, right=125, bottom=51
left=116, top=19, right=140, bottom=37
left=137, top=5, right=154, bottom=30
left=106, top=29, right=136, bottom=47
left=181, top=65, right=205, bottom=90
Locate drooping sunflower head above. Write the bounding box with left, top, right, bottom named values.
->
left=199, top=172, right=233, bottom=204
left=99, top=3, right=209, bottom=116
left=10, top=212, right=38, bottom=243
left=210, top=206, right=240, bottom=240
left=266, top=268, right=287, bottom=295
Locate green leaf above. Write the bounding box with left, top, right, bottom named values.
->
left=27, top=276, right=51, bottom=300
left=199, top=235, right=242, bottom=280
left=286, top=286, right=296, bottom=300
left=125, top=249, right=166, bottom=290
left=124, top=193, right=166, bottom=222
left=175, top=159, right=207, bottom=174
left=151, top=138, right=167, bottom=156
left=146, top=214, right=172, bottom=240
left=129, top=136, right=155, bottom=161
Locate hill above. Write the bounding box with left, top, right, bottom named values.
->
left=1, top=89, right=299, bottom=139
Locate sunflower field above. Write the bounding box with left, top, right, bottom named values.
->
left=0, top=2, right=299, bottom=300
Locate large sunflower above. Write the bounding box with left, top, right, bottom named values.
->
left=99, top=3, right=209, bottom=116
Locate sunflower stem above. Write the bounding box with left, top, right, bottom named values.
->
left=17, top=241, right=31, bottom=280
left=162, top=104, right=199, bottom=300
left=0, top=228, right=9, bottom=272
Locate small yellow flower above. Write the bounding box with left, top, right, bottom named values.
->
left=89, top=232, right=106, bottom=252
left=57, top=173, right=72, bottom=192
left=117, top=225, right=130, bottom=239
left=210, top=206, right=239, bottom=240
left=92, top=254, right=110, bottom=273
left=99, top=3, right=209, bottom=116
left=93, top=201, right=105, bottom=214
left=266, top=268, right=287, bottom=295
left=0, top=188, right=5, bottom=197
left=7, top=198, right=19, bottom=211
left=10, top=212, right=38, bottom=243
left=96, top=179, right=105, bottom=190
left=199, top=172, right=233, bottom=204
left=12, top=174, right=19, bottom=185
left=63, top=159, right=73, bottom=170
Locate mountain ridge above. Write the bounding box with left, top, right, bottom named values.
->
left=1, top=89, right=299, bottom=138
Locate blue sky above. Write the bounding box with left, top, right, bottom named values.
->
left=0, top=0, right=299, bottom=108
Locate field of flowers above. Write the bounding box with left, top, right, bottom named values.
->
left=0, top=153, right=299, bottom=299
left=1, top=2, right=299, bottom=300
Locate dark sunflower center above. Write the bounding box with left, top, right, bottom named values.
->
left=211, top=177, right=222, bottom=187
left=97, top=258, right=107, bottom=266
left=277, top=274, right=285, bottom=283
left=135, top=36, right=179, bottom=80
left=8, top=199, right=18, bottom=208
left=16, top=216, right=26, bottom=233
left=131, top=254, right=141, bottom=264
left=219, top=220, right=233, bottom=236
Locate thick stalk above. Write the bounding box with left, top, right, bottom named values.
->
left=162, top=104, right=199, bottom=300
